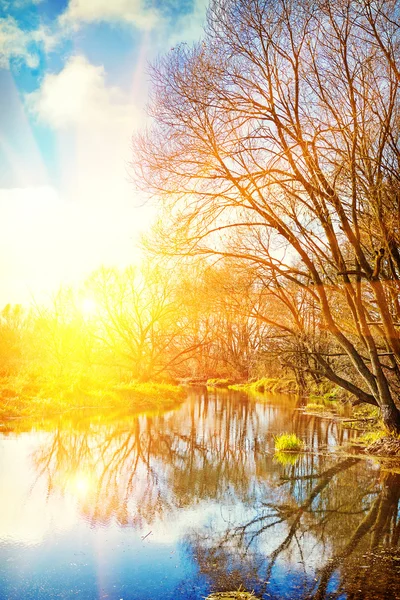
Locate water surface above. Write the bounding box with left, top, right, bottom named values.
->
left=1, top=388, right=399, bottom=599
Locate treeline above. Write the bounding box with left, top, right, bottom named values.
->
left=0, top=260, right=288, bottom=386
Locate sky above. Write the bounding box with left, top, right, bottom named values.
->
left=0, top=0, right=208, bottom=305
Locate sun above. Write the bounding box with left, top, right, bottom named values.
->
left=80, top=296, right=98, bottom=319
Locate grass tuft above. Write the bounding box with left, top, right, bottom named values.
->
left=206, top=589, right=259, bottom=599
left=274, top=432, right=304, bottom=452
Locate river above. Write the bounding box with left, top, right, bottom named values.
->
left=1, top=388, right=399, bottom=599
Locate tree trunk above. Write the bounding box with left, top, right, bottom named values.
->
left=380, top=403, right=400, bottom=434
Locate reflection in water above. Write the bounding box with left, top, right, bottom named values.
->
left=1, top=389, right=399, bottom=599
left=31, top=390, right=351, bottom=527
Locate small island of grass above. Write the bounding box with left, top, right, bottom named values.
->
left=274, top=432, right=304, bottom=452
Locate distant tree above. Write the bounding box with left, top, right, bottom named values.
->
left=0, top=304, right=26, bottom=376
left=134, top=0, right=400, bottom=431
left=32, top=288, right=91, bottom=379
left=170, top=261, right=272, bottom=379
left=83, top=264, right=207, bottom=381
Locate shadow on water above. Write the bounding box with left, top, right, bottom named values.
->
left=1, top=388, right=400, bottom=599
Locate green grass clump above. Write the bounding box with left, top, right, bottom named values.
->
left=228, top=382, right=253, bottom=391
left=274, top=432, right=304, bottom=452
left=353, top=404, right=380, bottom=420
left=252, top=377, right=271, bottom=392
left=306, top=400, right=338, bottom=413
left=343, top=404, right=381, bottom=431
left=206, top=590, right=259, bottom=599
left=308, top=386, right=338, bottom=405
left=308, top=396, right=336, bottom=407
left=357, top=429, right=386, bottom=445
left=305, top=385, right=350, bottom=415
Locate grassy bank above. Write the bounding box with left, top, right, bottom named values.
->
left=341, top=404, right=400, bottom=456
left=304, top=387, right=400, bottom=457
left=0, top=376, right=186, bottom=421
left=228, top=377, right=298, bottom=394
left=206, top=378, right=236, bottom=388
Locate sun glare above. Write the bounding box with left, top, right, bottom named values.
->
left=69, top=472, right=94, bottom=499
left=80, top=297, right=98, bottom=319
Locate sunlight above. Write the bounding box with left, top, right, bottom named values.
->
left=0, top=186, right=150, bottom=305
left=79, top=296, right=98, bottom=319
left=0, top=62, right=155, bottom=307
left=69, top=471, right=94, bottom=500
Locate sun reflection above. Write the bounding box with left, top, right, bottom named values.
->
left=68, top=471, right=95, bottom=499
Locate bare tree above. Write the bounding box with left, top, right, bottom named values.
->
left=134, top=0, right=400, bottom=431
left=84, top=264, right=208, bottom=381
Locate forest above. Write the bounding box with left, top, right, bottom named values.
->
left=0, top=260, right=287, bottom=394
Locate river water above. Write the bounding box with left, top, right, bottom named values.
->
left=1, top=388, right=399, bottom=600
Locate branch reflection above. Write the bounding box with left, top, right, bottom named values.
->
left=31, top=390, right=387, bottom=599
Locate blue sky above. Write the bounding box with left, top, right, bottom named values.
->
left=0, top=0, right=207, bottom=304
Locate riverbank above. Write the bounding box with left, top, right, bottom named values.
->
left=224, top=376, right=400, bottom=459
left=0, top=376, right=186, bottom=422
left=301, top=390, right=400, bottom=460
left=214, top=377, right=298, bottom=394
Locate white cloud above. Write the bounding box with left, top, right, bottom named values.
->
left=0, top=16, right=39, bottom=68
left=0, top=16, right=58, bottom=69
left=25, top=55, right=144, bottom=207
left=26, top=55, right=133, bottom=128
left=59, top=0, right=160, bottom=31
left=31, top=23, right=59, bottom=54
